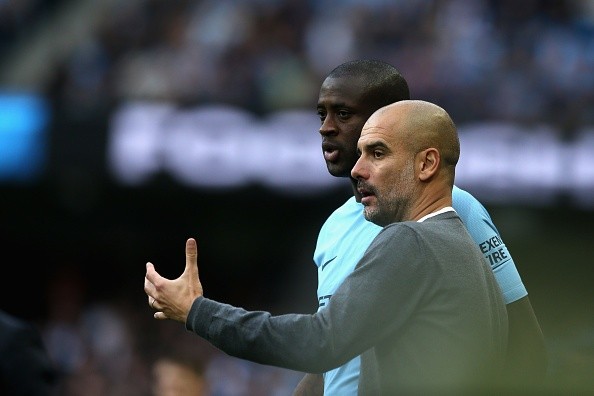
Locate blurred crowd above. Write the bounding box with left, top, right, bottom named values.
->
left=2, top=0, right=594, bottom=395
left=39, top=265, right=303, bottom=395
left=2, top=0, right=594, bottom=132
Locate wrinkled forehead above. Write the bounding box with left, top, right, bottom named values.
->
left=359, top=123, right=393, bottom=147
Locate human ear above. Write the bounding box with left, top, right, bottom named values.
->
left=418, top=148, right=440, bottom=181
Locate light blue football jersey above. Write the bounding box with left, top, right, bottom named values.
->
left=313, top=185, right=526, bottom=395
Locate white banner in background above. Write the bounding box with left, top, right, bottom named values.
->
left=107, top=102, right=594, bottom=206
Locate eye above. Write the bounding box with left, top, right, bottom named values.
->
left=317, top=109, right=326, bottom=122
left=373, top=150, right=384, bottom=159
left=337, top=110, right=351, bottom=120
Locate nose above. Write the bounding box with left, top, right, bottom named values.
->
left=319, top=115, right=337, bottom=137
left=351, top=155, right=365, bottom=180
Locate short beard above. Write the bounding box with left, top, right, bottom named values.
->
left=364, top=196, right=411, bottom=227
left=363, top=160, right=415, bottom=226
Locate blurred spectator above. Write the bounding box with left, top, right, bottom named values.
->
left=151, top=348, right=209, bottom=396
left=0, top=309, right=57, bottom=396
left=0, top=0, right=592, bottom=128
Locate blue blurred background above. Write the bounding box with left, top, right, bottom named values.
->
left=1, top=0, right=593, bottom=394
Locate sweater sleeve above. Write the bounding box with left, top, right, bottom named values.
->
left=185, top=296, right=351, bottom=373
left=185, top=224, right=425, bottom=373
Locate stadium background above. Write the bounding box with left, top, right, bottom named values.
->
left=1, top=0, right=593, bottom=394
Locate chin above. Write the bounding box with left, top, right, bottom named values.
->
left=365, top=211, right=385, bottom=226
left=363, top=210, right=373, bottom=222
left=328, top=166, right=347, bottom=178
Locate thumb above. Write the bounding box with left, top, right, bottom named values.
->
left=184, top=238, right=198, bottom=278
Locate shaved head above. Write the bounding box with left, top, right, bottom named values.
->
left=363, top=100, right=459, bottom=186
left=353, top=100, right=460, bottom=224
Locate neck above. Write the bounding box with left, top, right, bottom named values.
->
left=408, top=183, right=453, bottom=221
left=410, top=199, right=452, bottom=221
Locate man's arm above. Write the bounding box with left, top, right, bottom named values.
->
left=146, top=238, right=378, bottom=373
left=292, top=373, right=324, bottom=396
left=181, top=228, right=426, bottom=373
left=504, top=296, right=548, bottom=387
left=451, top=188, right=548, bottom=385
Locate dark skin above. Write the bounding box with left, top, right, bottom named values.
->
left=293, top=75, right=548, bottom=395
left=318, top=75, right=383, bottom=200
left=294, top=75, right=376, bottom=395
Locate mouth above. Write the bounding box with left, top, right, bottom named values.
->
left=357, top=185, right=375, bottom=205
left=322, top=142, right=340, bottom=163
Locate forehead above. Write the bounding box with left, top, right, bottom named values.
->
left=359, top=124, right=392, bottom=146
left=359, top=111, right=401, bottom=146
left=318, top=76, right=367, bottom=105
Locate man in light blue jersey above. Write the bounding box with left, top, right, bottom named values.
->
left=292, top=60, right=547, bottom=395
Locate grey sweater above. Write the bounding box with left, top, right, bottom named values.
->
left=186, top=212, right=508, bottom=394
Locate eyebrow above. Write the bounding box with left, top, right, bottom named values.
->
left=357, top=139, right=389, bottom=155
left=363, top=140, right=389, bottom=150
left=318, top=100, right=355, bottom=109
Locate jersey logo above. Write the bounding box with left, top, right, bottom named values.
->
left=321, top=256, right=337, bottom=271
left=479, top=236, right=510, bottom=269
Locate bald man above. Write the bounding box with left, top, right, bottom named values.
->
left=145, top=100, right=508, bottom=395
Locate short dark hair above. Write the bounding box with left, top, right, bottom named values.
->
left=328, top=59, right=411, bottom=108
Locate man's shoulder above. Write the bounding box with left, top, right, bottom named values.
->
left=335, top=195, right=361, bottom=211
left=376, top=220, right=425, bottom=242
left=452, top=185, right=480, bottom=205
left=324, top=196, right=366, bottom=224
left=381, top=214, right=464, bottom=240
left=452, top=185, right=492, bottom=223
left=318, top=196, right=380, bottom=243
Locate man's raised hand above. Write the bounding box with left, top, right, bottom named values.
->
left=144, top=238, right=204, bottom=323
